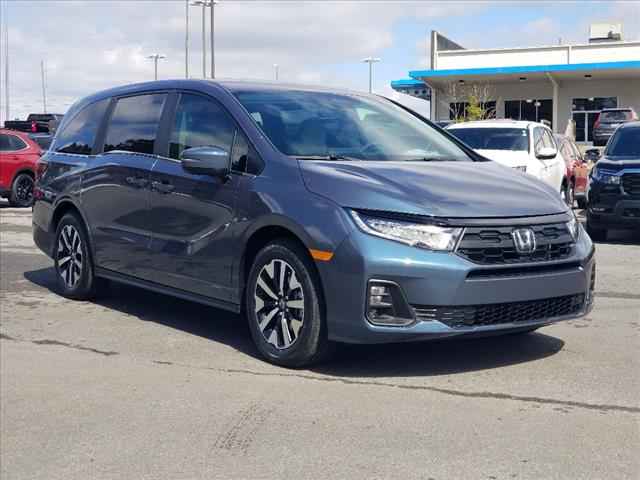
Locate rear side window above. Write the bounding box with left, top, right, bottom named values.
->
left=104, top=94, right=166, bottom=155
left=0, top=134, right=12, bottom=151
left=55, top=99, right=109, bottom=155
left=0, top=134, right=27, bottom=151
left=169, top=93, right=235, bottom=160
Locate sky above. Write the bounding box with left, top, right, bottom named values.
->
left=0, top=0, right=638, bottom=122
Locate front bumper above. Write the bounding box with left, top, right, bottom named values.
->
left=588, top=184, right=640, bottom=230
left=318, top=224, right=595, bottom=344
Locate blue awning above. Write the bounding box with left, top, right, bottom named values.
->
left=408, top=60, right=640, bottom=79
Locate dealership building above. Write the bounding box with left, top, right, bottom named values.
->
left=391, top=24, right=640, bottom=144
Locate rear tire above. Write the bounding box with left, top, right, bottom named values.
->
left=245, top=238, right=334, bottom=368
left=9, top=173, right=34, bottom=207
left=53, top=213, right=101, bottom=300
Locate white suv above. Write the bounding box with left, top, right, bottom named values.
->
left=446, top=120, right=566, bottom=198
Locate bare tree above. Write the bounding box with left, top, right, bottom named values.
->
left=443, top=82, right=498, bottom=122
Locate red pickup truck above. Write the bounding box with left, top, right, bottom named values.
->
left=4, top=113, right=64, bottom=134
left=0, top=128, right=42, bottom=207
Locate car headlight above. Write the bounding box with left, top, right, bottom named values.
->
left=350, top=210, right=463, bottom=251
left=567, top=212, right=580, bottom=240
left=591, top=168, right=620, bottom=184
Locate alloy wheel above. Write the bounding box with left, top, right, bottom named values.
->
left=57, top=225, right=83, bottom=289
left=254, top=259, right=305, bottom=350
left=15, top=176, right=34, bottom=204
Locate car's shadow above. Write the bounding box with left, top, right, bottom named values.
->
left=593, top=229, right=640, bottom=246
left=24, top=267, right=565, bottom=377
left=24, top=267, right=258, bottom=360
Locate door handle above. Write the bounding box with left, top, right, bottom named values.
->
left=126, top=176, right=149, bottom=188
left=151, top=180, right=175, bottom=194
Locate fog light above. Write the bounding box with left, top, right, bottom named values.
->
left=366, top=281, right=414, bottom=326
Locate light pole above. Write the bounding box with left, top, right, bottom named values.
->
left=210, top=0, right=218, bottom=79
left=273, top=63, right=279, bottom=81
left=1, top=0, right=10, bottom=123
left=362, top=57, right=381, bottom=93
left=185, top=0, right=189, bottom=78
left=147, top=54, right=166, bottom=81
left=41, top=60, right=47, bottom=114
left=191, top=0, right=216, bottom=78
left=191, top=1, right=209, bottom=78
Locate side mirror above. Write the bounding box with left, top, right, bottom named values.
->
left=536, top=146, right=557, bottom=160
left=585, top=148, right=601, bottom=163
left=181, top=146, right=230, bottom=177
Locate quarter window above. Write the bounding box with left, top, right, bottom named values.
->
left=8, top=135, right=27, bottom=151
left=104, top=94, right=166, bottom=155
left=169, top=93, right=235, bottom=160
left=231, top=130, right=263, bottom=174
left=533, top=128, right=544, bottom=152
left=55, top=99, right=109, bottom=155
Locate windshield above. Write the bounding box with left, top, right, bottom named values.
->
left=606, top=127, right=640, bottom=157
left=447, top=127, right=529, bottom=152
left=232, top=90, right=471, bottom=161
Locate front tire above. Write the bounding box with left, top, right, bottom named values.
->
left=245, top=239, right=333, bottom=367
left=586, top=219, right=607, bottom=242
left=54, top=213, right=100, bottom=300
left=9, top=173, right=34, bottom=207
left=560, top=181, right=573, bottom=207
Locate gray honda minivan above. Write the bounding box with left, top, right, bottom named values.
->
left=33, top=80, right=595, bottom=367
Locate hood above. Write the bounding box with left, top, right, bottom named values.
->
left=597, top=157, right=640, bottom=172
left=474, top=149, right=529, bottom=167
left=299, top=160, right=567, bottom=219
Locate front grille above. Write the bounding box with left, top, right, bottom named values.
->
left=456, top=223, right=574, bottom=264
left=622, top=173, right=640, bottom=196
left=413, top=294, right=585, bottom=328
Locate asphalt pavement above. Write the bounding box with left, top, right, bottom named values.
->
left=1, top=202, right=639, bottom=480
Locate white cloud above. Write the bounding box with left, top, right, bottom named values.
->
left=2, top=0, right=482, bottom=120
left=1, top=0, right=635, bottom=123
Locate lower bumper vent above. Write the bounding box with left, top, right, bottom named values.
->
left=413, top=294, right=585, bottom=328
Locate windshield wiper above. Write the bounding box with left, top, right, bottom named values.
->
left=295, top=155, right=357, bottom=161
left=403, top=157, right=453, bottom=162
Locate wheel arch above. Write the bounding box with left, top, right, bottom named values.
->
left=238, top=217, right=326, bottom=309
left=10, top=168, right=35, bottom=186
left=50, top=199, right=95, bottom=259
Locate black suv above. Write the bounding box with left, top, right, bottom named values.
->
left=587, top=121, right=640, bottom=240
